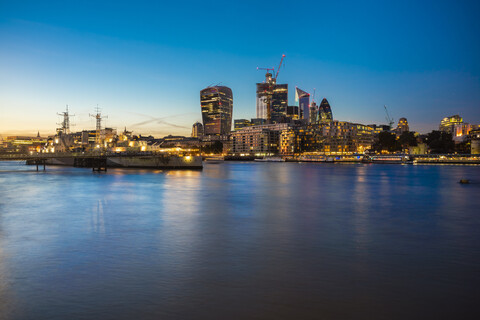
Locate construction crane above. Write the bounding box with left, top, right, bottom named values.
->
left=257, top=67, right=274, bottom=73
left=274, top=54, right=286, bottom=80
left=256, top=54, right=286, bottom=123
left=384, top=105, right=394, bottom=130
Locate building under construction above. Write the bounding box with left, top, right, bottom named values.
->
left=256, top=55, right=287, bottom=124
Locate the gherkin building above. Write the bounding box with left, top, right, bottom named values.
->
left=318, top=98, right=333, bottom=123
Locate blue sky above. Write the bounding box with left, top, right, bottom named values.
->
left=1, top=0, right=479, bottom=136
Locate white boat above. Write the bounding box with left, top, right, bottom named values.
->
left=254, top=157, right=285, bottom=162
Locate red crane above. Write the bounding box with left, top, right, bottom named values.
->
left=274, top=54, right=286, bottom=80
left=256, top=54, right=286, bottom=123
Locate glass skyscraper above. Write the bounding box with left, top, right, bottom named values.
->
left=256, top=78, right=288, bottom=123
left=296, top=88, right=310, bottom=122
left=256, top=82, right=270, bottom=120
left=200, top=86, right=233, bottom=135
left=318, top=98, right=333, bottom=123
left=271, top=84, right=288, bottom=123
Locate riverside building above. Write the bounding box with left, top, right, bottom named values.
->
left=279, top=121, right=375, bottom=155
left=439, top=115, right=463, bottom=134
left=230, top=123, right=291, bottom=156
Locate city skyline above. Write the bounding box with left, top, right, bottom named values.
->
left=1, top=0, right=480, bottom=137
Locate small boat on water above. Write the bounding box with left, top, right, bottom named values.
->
left=368, top=155, right=404, bottom=164
left=254, top=157, right=285, bottom=162
left=204, top=156, right=224, bottom=164
left=297, top=155, right=327, bottom=162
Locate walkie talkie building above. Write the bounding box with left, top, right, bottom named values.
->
left=200, top=86, right=233, bottom=136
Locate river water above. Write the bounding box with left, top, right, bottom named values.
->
left=0, top=161, right=479, bottom=319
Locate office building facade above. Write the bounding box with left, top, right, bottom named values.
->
left=201, top=86, right=233, bottom=136
left=256, top=82, right=288, bottom=123
left=296, top=88, right=310, bottom=122
left=439, top=115, right=463, bottom=134
left=191, top=122, right=203, bottom=138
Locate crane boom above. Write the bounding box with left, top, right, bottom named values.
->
left=274, top=54, right=286, bottom=80
left=384, top=105, right=394, bottom=129
left=257, top=67, right=274, bottom=73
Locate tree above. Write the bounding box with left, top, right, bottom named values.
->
left=202, top=141, right=223, bottom=154
left=373, top=132, right=400, bottom=152
left=424, top=130, right=454, bottom=154
left=398, top=131, right=417, bottom=149
left=455, top=140, right=470, bottom=154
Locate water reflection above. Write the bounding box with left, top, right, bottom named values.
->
left=0, top=161, right=480, bottom=319
left=91, top=199, right=106, bottom=234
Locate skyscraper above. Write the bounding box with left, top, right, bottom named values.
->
left=309, top=101, right=318, bottom=124
left=191, top=122, right=203, bottom=138
left=318, top=98, right=333, bottom=123
left=200, top=86, right=233, bottom=136
left=295, top=88, right=310, bottom=122
left=256, top=73, right=288, bottom=123
left=271, top=84, right=288, bottom=123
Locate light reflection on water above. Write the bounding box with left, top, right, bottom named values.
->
left=0, top=161, right=480, bottom=319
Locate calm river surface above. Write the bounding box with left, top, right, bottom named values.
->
left=0, top=161, right=479, bottom=319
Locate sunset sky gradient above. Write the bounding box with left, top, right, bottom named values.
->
left=1, top=0, right=479, bottom=137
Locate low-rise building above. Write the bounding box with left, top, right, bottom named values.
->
left=230, top=123, right=290, bottom=156
left=279, top=121, right=375, bottom=155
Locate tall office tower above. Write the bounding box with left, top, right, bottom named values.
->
left=200, top=86, right=233, bottom=135
left=318, top=98, right=333, bottom=123
left=309, top=102, right=318, bottom=124
left=271, top=84, right=288, bottom=123
left=295, top=88, right=310, bottom=122
left=256, top=72, right=274, bottom=120
left=256, top=82, right=269, bottom=120
left=396, top=118, right=409, bottom=134
left=256, top=73, right=288, bottom=123
left=191, top=122, right=204, bottom=138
